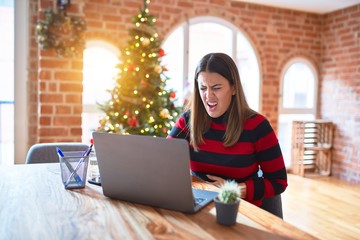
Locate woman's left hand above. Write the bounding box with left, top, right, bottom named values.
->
left=206, top=174, right=247, bottom=199
left=206, top=174, right=225, bottom=188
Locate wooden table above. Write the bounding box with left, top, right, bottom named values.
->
left=0, top=163, right=316, bottom=240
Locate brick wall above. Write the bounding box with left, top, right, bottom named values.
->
left=321, top=5, right=360, bottom=183
left=29, top=0, right=359, bottom=183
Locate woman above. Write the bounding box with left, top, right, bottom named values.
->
left=167, top=52, right=287, bottom=209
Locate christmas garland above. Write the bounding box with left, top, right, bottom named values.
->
left=35, top=8, right=86, bottom=57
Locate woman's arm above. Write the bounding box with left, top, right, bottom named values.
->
left=245, top=118, right=288, bottom=201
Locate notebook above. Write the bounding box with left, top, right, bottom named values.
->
left=92, top=132, right=218, bottom=213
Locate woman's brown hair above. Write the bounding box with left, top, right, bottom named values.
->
left=190, top=53, right=257, bottom=150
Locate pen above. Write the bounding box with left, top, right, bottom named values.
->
left=64, top=145, right=93, bottom=187
left=57, top=147, right=82, bottom=184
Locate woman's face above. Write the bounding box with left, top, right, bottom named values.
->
left=197, top=72, right=235, bottom=118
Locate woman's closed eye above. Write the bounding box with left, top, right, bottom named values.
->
left=200, top=85, right=222, bottom=91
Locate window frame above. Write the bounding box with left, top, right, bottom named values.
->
left=279, top=57, right=318, bottom=115
left=14, top=0, right=28, bottom=164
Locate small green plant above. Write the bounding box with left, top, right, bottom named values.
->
left=218, top=180, right=240, bottom=203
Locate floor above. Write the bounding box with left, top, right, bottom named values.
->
left=282, top=173, right=360, bottom=240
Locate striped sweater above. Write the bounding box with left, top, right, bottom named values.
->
left=168, top=110, right=287, bottom=206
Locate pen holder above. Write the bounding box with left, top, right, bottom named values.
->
left=59, top=151, right=90, bottom=189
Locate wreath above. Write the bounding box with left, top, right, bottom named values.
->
left=35, top=8, right=87, bottom=57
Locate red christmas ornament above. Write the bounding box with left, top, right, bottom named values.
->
left=158, top=48, right=165, bottom=57
left=128, top=117, right=138, bottom=127
left=162, top=127, right=167, bottom=134
left=141, top=79, right=148, bottom=89
left=127, top=64, right=134, bottom=71
left=170, top=91, right=176, bottom=100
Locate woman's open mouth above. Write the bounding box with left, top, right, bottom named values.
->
left=207, top=102, right=217, bottom=111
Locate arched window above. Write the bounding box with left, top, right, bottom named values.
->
left=278, top=58, right=318, bottom=167
left=162, top=16, right=260, bottom=110
left=82, top=41, right=120, bottom=143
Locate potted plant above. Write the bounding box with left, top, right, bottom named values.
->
left=214, top=180, right=241, bottom=226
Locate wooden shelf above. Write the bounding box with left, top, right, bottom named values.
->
left=291, top=120, right=334, bottom=177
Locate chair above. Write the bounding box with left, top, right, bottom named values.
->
left=261, top=194, right=283, bottom=219
left=25, top=142, right=89, bottom=164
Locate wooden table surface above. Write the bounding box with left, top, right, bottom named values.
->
left=0, top=163, right=317, bottom=240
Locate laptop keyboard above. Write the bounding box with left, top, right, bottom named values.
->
left=194, top=197, right=205, bottom=206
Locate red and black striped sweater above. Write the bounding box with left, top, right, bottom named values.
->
left=167, top=110, right=288, bottom=207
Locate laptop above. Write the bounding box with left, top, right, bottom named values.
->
left=92, top=132, right=218, bottom=213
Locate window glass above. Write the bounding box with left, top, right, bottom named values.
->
left=0, top=5, right=14, bottom=101
left=188, top=22, right=232, bottom=91
left=83, top=46, right=119, bottom=105
left=82, top=44, right=119, bottom=142
left=0, top=1, right=14, bottom=165
left=236, top=33, right=260, bottom=110
left=282, top=63, right=315, bottom=109
left=162, top=26, right=184, bottom=104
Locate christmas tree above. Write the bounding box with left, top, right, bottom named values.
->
left=97, top=0, right=180, bottom=137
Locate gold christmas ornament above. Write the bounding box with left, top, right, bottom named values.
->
left=142, top=38, right=150, bottom=46
left=154, top=65, right=162, bottom=74
left=160, top=109, right=170, bottom=119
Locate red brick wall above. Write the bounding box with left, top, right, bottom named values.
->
left=29, top=0, right=359, bottom=183
left=321, top=5, right=360, bottom=183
